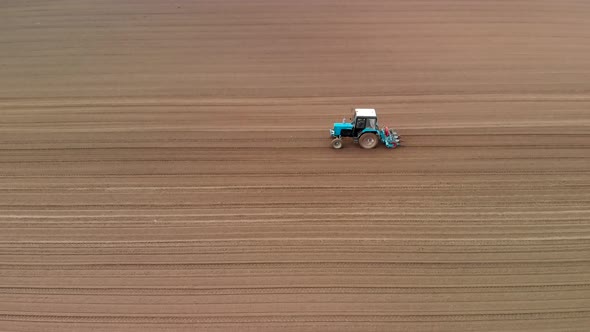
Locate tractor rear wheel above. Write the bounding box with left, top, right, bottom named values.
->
left=359, top=133, right=378, bottom=149
left=331, top=138, right=343, bottom=149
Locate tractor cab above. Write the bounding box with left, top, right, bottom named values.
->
left=351, top=108, right=378, bottom=136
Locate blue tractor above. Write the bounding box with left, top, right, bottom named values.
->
left=330, top=108, right=400, bottom=149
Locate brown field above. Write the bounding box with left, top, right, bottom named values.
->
left=1, top=1, right=590, bottom=331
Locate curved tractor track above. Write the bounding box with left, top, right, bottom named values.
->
left=1, top=0, right=590, bottom=331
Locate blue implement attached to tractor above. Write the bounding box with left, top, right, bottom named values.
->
left=330, top=108, right=401, bottom=149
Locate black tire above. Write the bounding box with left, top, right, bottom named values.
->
left=359, top=133, right=378, bottom=149
left=331, top=138, right=343, bottom=149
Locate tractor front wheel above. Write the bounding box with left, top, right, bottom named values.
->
left=359, top=133, right=378, bottom=149
left=331, top=138, right=343, bottom=149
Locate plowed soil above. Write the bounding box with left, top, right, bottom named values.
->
left=1, top=1, right=590, bottom=331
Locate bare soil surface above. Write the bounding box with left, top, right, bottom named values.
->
left=1, top=1, right=590, bottom=331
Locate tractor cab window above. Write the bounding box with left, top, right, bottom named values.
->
left=355, top=118, right=366, bottom=129
left=366, top=118, right=377, bottom=129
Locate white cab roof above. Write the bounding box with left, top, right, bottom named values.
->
left=354, top=108, right=377, bottom=117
